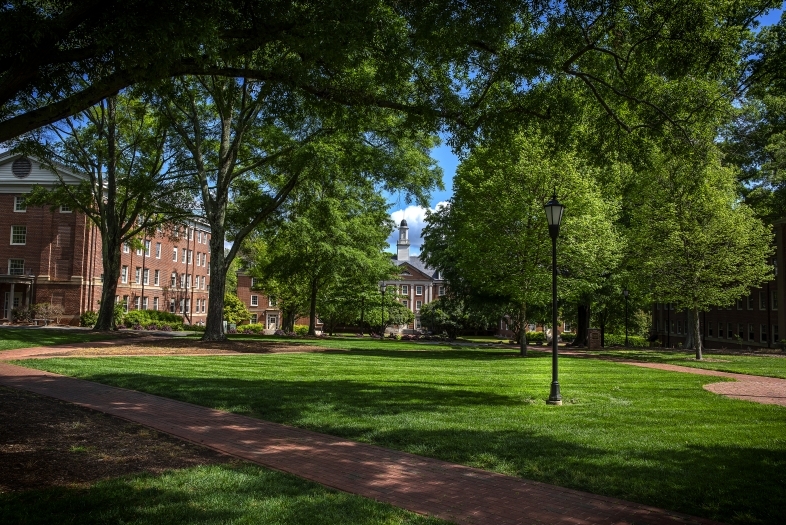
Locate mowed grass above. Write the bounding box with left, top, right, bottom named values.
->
left=0, top=463, right=444, bottom=525
left=18, top=348, right=786, bottom=525
left=590, top=348, right=786, bottom=379
left=0, top=327, right=120, bottom=351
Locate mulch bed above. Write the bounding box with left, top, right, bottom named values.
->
left=0, top=386, right=233, bottom=492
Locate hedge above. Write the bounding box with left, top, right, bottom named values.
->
left=603, top=334, right=649, bottom=347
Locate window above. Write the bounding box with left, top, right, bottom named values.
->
left=180, top=273, right=186, bottom=288
left=154, top=269, right=159, bottom=286
left=728, top=323, right=732, bottom=339
left=747, top=295, right=754, bottom=310
left=717, top=323, right=723, bottom=338
left=10, top=225, right=26, bottom=245
left=198, top=231, right=202, bottom=243
left=760, top=291, right=767, bottom=310
left=749, top=323, right=755, bottom=341
left=142, top=296, right=148, bottom=310
left=179, top=299, right=184, bottom=313
left=173, top=247, right=178, bottom=261
left=189, top=250, right=194, bottom=264
left=143, top=268, right=149, bottom=285
left=401, top=284, right=409, bottom=294
left=189, top=228, right=193, bottom=241
left=196, top=252, right=200, bottom=267
left=14, top=196, right=26, bottom=212
left=136, top=245, right=143, bottom=256
left=708, top=323, right=714, bottom=337
left=153, top=297, right=159, bottom=311
left=736, top=299, right=742, bottom=310
left=123, top=296, right=129, bottom=313
left=416, top=300, right=422, bottom=311
left=251, top=295, right=258, bottom=306
left=251, top=314, right=258, bottom=324
left=155, top=242, right=161, bottom=258
left=134, top=296, right=140, bottom=310
left=774, top=325, right=779, bottom=343
left=121, top=266, right=128, bottom=283
left=250, top=277, right=255, bottom=287
left=761, top=324, right=768, bottom=342
left=773, top=290, right=778, bottom=311
left=269, top=296, right=277, bottom=307
left=185, top=299, right=190, bottom=312
left=182, top=249, right=187, bottom=263
left=143, top=240, right=150, bottom=257
left=207, top=260, right=210, bottom=275
left=123, top=242, right=130, bottom=253
left=438, top=285, right=445, bottom=296
left=8, top=259, right=24, bottom=275
left=60, top=204, right=71, bottom=213
left=170, top=299, right=176, bottom=313
left=738, top=323, right=744, bottom=339
left=415, top=285, right=423, bottom=296
left=677, top=321, right=681, bottom=334
left=171, top=272, right=176, bottom=287
left=402, top=300, right=408, bottom=308
left=135, top=267, right=141, bottom=284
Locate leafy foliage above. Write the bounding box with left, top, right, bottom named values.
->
left=223, top=294, right=251, bottom=325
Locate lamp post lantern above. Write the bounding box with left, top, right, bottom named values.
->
left=623, top=289, right=629, bottom=347
left=544, top=194, right=564, bottom=406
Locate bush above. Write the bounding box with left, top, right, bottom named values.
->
left=185, top=324, right=206, bottom=332
left=241, top=323, right=266, bottom=334
left=123, top=310, right=183, bottom=327
left=560, top=332, right=576, bottom=342
left=526, top=331, right=546, bottom=345
left=80, top=310, right=99, bottom=327
left=11, top=305, right=34, bottom=323
left=293, top=324, right=309, bottom=336
left=113, top=303, right=125, bottom=327
left=603, top=334, right=649, bottom=347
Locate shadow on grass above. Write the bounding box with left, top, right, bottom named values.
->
left=321, top=348, right=550, bottom=361
left=0, top=463, right=440, bottom=525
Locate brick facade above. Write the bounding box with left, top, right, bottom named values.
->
left=236, top=273, right=282, bottom=328
left=1, top=153, right=210, bottom=325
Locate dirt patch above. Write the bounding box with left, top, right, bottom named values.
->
left=27, top=338, right=327, bottom=357
left=0, top=386, right=234, bottom=492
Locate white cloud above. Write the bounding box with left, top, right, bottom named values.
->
left=387, top=202, right=449, bottom=254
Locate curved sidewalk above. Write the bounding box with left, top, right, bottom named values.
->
left=0, top=362, right=721, bottom=525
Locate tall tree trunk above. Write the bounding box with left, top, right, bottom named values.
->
left=693, top=308, right=703, bottom=360
left=571, top=303, right=589, bottom=347
left=599, top=309, right=607, bottom=347
left=94, top=234, right=122, bottom=331
left=203, top=222, right=227, bottom=341
left=359, top=296, right=365, bottom=336
left=308, top=278, right=318, bottom=336
left=684, top=310, right=695, bottom=350
left=519, top=303, right=528, bottom=356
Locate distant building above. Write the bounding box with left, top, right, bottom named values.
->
left=0, top=153, right=211, bottom=325
left=386, top=219, right=445, bottom=331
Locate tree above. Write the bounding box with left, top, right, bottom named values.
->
left=223, top=293, right=251, bottom=325
left=422, top=130, right=622, bottom=355
left=20, top=94, right=192, bottom=330
left=250, top=179, right=398, bottom=336
left=630, top=148, right=773, bottom=359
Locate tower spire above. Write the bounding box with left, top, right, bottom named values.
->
left=397, top=219, right=410, bottom=261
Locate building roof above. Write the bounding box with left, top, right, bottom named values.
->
left=392, top=254, right=440, bottom=280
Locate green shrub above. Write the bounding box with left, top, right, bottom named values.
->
left=603, top=334, right=649, bottom=347
left=526, top=331, right=546, bottom=344
left=123, top=310, right=184, bottom=327
left=113, top=303, right=125, bottom=327
left=80, top=310, right=98, bottom=327
left=560, top=332, right=576, bottom=342
left=240, top=323, right=266, bottom=334
left=293, top=324, right=309, bottom=336
left=11, top=305, right=34, bottom=323
left=185, top=324, right=206, bottom=332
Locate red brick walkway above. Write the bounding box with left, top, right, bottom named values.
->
left=0, top=362, right=721, bottom=525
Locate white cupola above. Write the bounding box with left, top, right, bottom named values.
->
left=397, top=219, right=410, bottom=261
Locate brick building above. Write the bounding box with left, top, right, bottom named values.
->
left=1, top=153, right=211, bottom=325
left=652, top=220, right=786, bottom=350
left=236, top=273, right=281, bottom=329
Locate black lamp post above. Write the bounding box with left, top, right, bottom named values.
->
left=379, top=282, right=386, bottom=338
left=544, top=194, right=564, bottom=406
left=623, top=289, right=629, bottom=347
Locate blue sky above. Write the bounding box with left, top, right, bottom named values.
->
left=386, top=5, right=785, bottom=254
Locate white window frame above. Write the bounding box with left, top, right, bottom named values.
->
left=173, top=247, right=178, bottom=261
left=144, top=240, right=151, bottom=257
left=59, top=204, right=72, bottom=213
left=171, top=272, right=177, bottom=287
left=182, top=249, right=187, bottom=263
left=415, top=285, right=423, bottom=296
left=13, top=196, right=26, bottom=212
left=188, top=250, right=192, bottom=264
left=401, top=284, right=409, bottom=294
left=749, top=323, right=755, bottom=341
left=747, top=295, right=754, bottom=310
left=135, top=267, right=141, bottom=284
left=438, top=285, right=445, bottom=296
left=416, top=300, right=422, bottom=311
left=251, top=313, right=258, bottom=324
left=155, top=242, right=161, bottom=258
left=123, top=242, right=130, bottom=253
left=717, top=322, right=723, bottom=338
left=761, top=324, right=768, bottom=342
left=8, top=259, right=24, bottom=275
left=154, top=269, right=160, bottom=286
left=269, top=296, right=277, bottom=307
left=121, top=266, right=128, bottom=284
left=772, top=290, right=778, bottom=311
left=143, top=268, right=149, bottom=285
left=251, top=295, right=259, bottom=306
left=10, top=225, right=26, bottom=245
left=134, top=296, right=141, bottom=310
left=759, top=291, right=766, bottom=310
left=123, top=296, right=129, bottom=313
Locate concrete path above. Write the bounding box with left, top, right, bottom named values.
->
left=0, top=362, right=721, bottom=525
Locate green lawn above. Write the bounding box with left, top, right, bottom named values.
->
left=0, top=327, right=121, bottom=351
left=18, top=347, right=786, bottom=524
left=0, top=463, right=444, bottom=525
left=589, top=348, right=786, bottom=379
